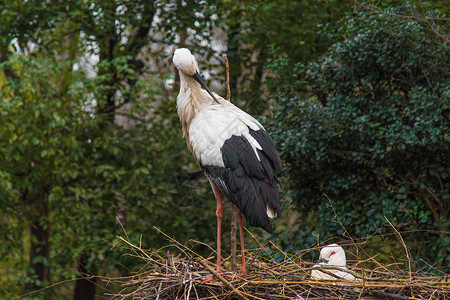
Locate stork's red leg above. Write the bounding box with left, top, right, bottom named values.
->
left=215, top=188, right=223, bottom=271
left=238, top=210, right=246, bottom=272
left=202, top=188, right=223, bottom=283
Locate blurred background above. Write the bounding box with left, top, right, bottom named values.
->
left=0, top=0, right=448, bottom=298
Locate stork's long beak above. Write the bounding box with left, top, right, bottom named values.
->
left=316, top=258, right=329, bottom=264
left=192, top=71, right=220, bottom=104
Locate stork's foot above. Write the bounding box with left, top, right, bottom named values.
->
left=232, top=271, right=246, bottom=279
left=201, top=267, right=223, bottom=284
left=201, top=276, right=214, bottom=284
left=227, top=273, right=244, bottom=282
left=201, top=270, right=246, bottom=284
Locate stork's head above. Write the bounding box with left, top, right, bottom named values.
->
left=173, top=48, right=220, bottom=104
left=317, top=244, right=346, bottom=267
left=173, top=48, right=198, bottom=76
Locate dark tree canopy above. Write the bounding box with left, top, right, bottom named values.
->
left=270, top=3, right=449, bottom=270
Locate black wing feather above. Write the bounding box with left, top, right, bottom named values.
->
left=202, top=128, right=282, bottom=233
left=249, top=128, right=283, bottom=172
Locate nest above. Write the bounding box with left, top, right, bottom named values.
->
left=107, top=231, right=449, bottom=300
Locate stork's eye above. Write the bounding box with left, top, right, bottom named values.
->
left=329, top=251, right=336, bottom=257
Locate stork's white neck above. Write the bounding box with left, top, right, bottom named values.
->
left=178, top=72, right=200, bottom=94
left=177, top=71, right=216, bottom=120
left=176, top=71, right=213, bottom=143
left=177, top=72, right=203, bottom=110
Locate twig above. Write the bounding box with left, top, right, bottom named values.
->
left=166, top=251, right=175, bottom=273
left=155, top=282, right=162, bottom=300
left=384, top=216, right=412, bottom=284
left=197, top=259, right=249, bottom=300
left=269, top=240, right=308, bottom=277
left=324, top=194, right=361, bottom=264
left=245, top=227, right=277, bottom=264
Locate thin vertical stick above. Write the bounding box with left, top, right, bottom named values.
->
left=225, top=55, right=238, bottom=271
left=224, top=56, right=231, bottom=101
left=231, top=205, right=238, bottom=271
left=238, top=210, right=246, bottom=272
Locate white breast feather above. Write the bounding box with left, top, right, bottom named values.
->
left=189, top=102, right=264, bottom=167
left=311, top=267, right=357, bottom=280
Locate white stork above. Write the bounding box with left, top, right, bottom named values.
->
left=173, top=48, right=282, bottom=272
left=311, top=244, right=359, bottom=280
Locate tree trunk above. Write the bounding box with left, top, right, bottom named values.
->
left=74, top=253, right=97, bottom=300
left=24, top=192, right=50, bottom=292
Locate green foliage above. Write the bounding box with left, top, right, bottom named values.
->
left=0, top=0, right=219, bottom=297
left=270, top=2, right=449, bottom=270
left=217, top=0, right=353, bottom=114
